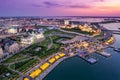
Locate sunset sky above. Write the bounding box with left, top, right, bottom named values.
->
left=0, top=0, right=120, bottom=16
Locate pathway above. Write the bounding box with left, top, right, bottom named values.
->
left=47, top=34, right=53, bottom=50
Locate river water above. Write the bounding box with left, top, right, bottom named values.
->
left=43, top=24, right=120, bottom=80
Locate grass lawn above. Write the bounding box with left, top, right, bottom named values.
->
left=44, top=29, right=75, bottom=36
left=10, top=58, right=40, bottom=73
left=24, top=35, right=63, bottom=58
left=2, top=52, right=29, bottom=64
left=37, top=35, right=66, bottom=58
left=94, top=32, right=104, bottom=38
left=52, top=35, right=71, bottom=43
left=0, top=65, right=19, bottom=80
left=3, top=35, right=52, bottom=64
left=40, top=36, right=51, bottom=47
left=0, top=29, right=75, bottom=80
left=0, top=65, right=10, bottom=75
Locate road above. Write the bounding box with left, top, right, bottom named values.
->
left=0, top=33, right=26, bottom=39
left=8, top=64, right=23, bottom=76
left=47, top=34, right=53, bottom=50
left=58, top=28, right=92, bottom=38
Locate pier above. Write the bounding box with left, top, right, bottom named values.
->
left=77, top=54, right=97, bottom=64
left=96, top=51, right=111, bottom=57
left=108, top=45, right=120, bottom=52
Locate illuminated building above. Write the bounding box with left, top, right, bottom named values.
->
left=105, top=36, right=115, bottom=45
left=36, top=33, right=44, bottom=40
left=82, top=42, right=89, bottom=48
left=48, top=58, right=56, bottom=64
left=29, top=69, right=42, bottom=78
left=21, top=36, right=34, bottom=45
left=21, top=33, right=44, bottom=44
left=64, top=20, right=69, bottom=25
left=54, top=55, right=60, bottom=60
left=24, top=78, right=29, bottom=80
left=59, top=53, right=66, bottom=57
left=40, top=62, right=50, bottom=70
left=8, top=27, right=17, bottom=34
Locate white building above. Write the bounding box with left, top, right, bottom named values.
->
left=21, top=36, right=34, bottom=45
left=36, top=33, right=44, bottom=40
left=78, top=24, right=93, bottom=32
left=8, top=27, right=17, bottom=34
left=21, top=33, right=44, bottom=44
left=64, top=20, right=69, bottom=25
left=71, top=24, right=78, bottom=28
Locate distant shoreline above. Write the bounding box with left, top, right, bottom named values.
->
left=1, top=16, right=120, bottom=18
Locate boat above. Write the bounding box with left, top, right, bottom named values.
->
left=114, top=48, right=120, bottom=52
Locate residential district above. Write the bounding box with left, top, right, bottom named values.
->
left=0, top=17, right=120, bottom=80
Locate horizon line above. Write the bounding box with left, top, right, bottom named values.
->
left=1, top=16, right=120, bottom=18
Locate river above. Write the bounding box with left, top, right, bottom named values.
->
left=43, top=24, right=120, bottom=80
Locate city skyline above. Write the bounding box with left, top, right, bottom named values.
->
left=0, top=0, right=120, bottom=16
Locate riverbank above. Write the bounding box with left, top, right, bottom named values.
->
left=36, top=56, right=68, bottom=80
left=20, top=53, right=68, bottom=80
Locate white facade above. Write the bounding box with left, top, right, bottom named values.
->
left=21, top=33, right=44, bottom=44
left=21, top=36, right=34, bottom=45
left=36, top=33, right=44, bottom=40
left=64, top=20, right=69, bottom=25
left=8, top=28, right=17, bottom=34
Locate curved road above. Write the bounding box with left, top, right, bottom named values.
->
left=47, top=34, right=53, bottom=50
left=58, top=28, right=92, bottom=38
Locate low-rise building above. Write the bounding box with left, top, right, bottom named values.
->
left=4, top=41, right=20, bottom=54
